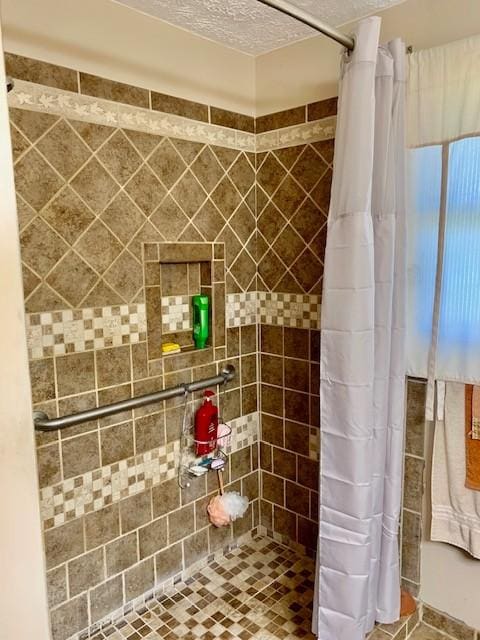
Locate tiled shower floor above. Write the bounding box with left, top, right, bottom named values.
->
left=90, top=536, right=413, bottom=640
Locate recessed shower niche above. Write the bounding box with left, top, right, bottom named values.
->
left=143, top=242, right=226, bottom=367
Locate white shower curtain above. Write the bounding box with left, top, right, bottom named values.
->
left=313, top=17, right=407, bottom=640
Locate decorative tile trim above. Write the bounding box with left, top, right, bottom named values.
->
left=256, top=115, right=336, bottom=151
left=40, top=411, right=259, bottom=530
left=226, top=291, right=257, bottom=327
left=258, top=291, right=321, bottom=329
left=8, top=80, right=255, bottom=152
left=8, top=79, right=335, bottom=151
left=26, top=294, right=320, bottom=360
left=161, top=296, right=191, bottom=333
left=25, top=304, right=146, bottom=359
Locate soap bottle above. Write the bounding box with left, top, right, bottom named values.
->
left=192, top=295, right=209, bottom=349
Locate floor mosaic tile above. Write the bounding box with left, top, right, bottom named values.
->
left=88, top=535, right=413, bottom=640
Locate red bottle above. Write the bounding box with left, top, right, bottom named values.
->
left=195, top=390, right=218, bottom=456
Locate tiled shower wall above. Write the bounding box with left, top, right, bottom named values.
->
left=8, top=52, right=263, bottom=640
left=7, top=50, right=339, bottom=640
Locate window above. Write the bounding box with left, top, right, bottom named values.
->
left=407, top=136, right=480, bottom=382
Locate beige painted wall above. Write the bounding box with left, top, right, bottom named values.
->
left=0, top=0, right=256, bottom=114
left=0, top=20, right=51, bottom=640
left=255, top=0, right=480, bottom=114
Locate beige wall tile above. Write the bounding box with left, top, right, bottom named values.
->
left=106, top=532, right=138, bottom=577
left=62, top=431, right=100, bottom=479
left=89, top=575, right=123, bottom=622
left=68, top=547, right=104, bottom=597
left=183, top=529, right=209, bottom=567
left=80, top=72, right=149, bottom=108
left=5, top=52, right=78, bottom=91
left=138, top=517, right=167, bottom=560
left=37, top=442, right=62, bottom=488
left=231, top=446, right=251, bottom=481
left=50, top=594, right=88, bottom=640
left=96, top=345, right=131, bottom=388
left=46, top=565, right=67, bottom=609
left=100, top=421, right=134, bottom=466
left=168, top=505, right=194, bottom=544
left=56, top=352, right=95, bottom=398
left=120, top=490, right=152, bottom=534
left=29, top=358, right=55, bottom=404
left=44, top=519, right=85, bottom=570
left=85, top=504, right=120, bottom=550
left=151, top=92, right=208, bottom=122
left=155, top=543, right=183, bottom=583
left=125, top=558, right=155, bottom=601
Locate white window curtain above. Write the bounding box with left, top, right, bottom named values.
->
left=314, top=17, right=406, bottom=639
left=406, top=36, right=480, bottom=416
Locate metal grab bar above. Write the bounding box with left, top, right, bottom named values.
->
left=33, top=364, right=235, bottom=431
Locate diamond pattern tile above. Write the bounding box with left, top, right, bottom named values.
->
left=10, top=123, right=30, bottom=161
left=46, top=250, right=98, bottom=306
left=192, top=200, right=226, bottom=241
left=257, top=154, right=285, bottom=196
left=230, top=249, right=256, bottom=290
left=191, top=147, right=225, bottom=193
left=259, top=249, right=284, bottom=290
left=20, top=217, right=69, bottom=277
left=36, top=120, right=90, bottom=179
left=70, top=158, right=119, bottom=212
left=258, top=203, right=287, bottom=245
left=104, top=249, right=143, bottom=302
left=14, top=148, right=64, bottom=211
left=230, top=203, right=255, bottom=245
left=97, top=130, right=143, bottom=185
left=272, top=225, right=305, bottom=266
left=211, top=176, right=242, bottom=220
left=125, top=164, right=166, bottom=215
left=291, top=249, right=322, bottom=293
left=9, top=107, right=58, bottom=143
left=150, top=195, right=189, bottom=241
left=75, top=220, right=123, bottom=274
left=228, top=154, right=255, bottom=196
left=124, top=129, right=162, bottom=157
left=148, top=139, right=187, bottom=189
left=291, top=146, right=328, bottom=193
left=211, top=145, right=240, bottom=170
left=42, top=187, right=95, bottom=244
left=70, top=121, right=115, bottom=150
left=100, top=191, right=147, bottom=245
left=12, top=110, right=335, bottom=309
left=171, top=170, right=207, bottom=218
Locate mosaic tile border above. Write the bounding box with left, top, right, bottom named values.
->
left=26, top=304, right=147, bottom=359
left=8, top=79, right=336, bottom=151
left=225, top=291, right=257, bottom=327
left=258, top=291, right=321, bottom=329
left=40, top=411, right=259, bottom=530
left=161, top=296, right=190, bottom=333
left=26, top=294, right=321, bottom=360
left=9, top=80, right=254, bottom=151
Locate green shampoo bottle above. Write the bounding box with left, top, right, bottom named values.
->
left=192, top=295, right=209, bottom=349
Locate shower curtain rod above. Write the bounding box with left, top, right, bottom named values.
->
left=256, top=0, right=355, bottom=51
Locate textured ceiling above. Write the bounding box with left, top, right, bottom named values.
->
left=113, top=0, right=405, bottom=55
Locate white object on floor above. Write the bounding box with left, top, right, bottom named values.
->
left=431, top=381, right=480, bottom=558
